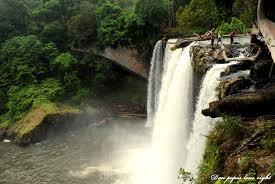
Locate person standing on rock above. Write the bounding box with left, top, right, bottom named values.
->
left=217, top=31, right=222, bottom=44
left=230, top=31, right=236, bottom=44
left=211, top=31, right=215, bottom=46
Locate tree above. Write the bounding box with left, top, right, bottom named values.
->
left=233, top=0, right=258, bottom=26
left=53, top=52, right=80, bottom=91
left=176, top=0, right=219, bottom=33
left=135, top=0, right=167, bottom=30
left=0, top=0, right=28, bottom=43
left=214, top=0, right=235, bottom=22
left=0, top=35, right=60, bottom=86
left=68, top=6, right=97, bottom=48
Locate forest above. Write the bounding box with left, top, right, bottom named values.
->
left=0, top=0, right=258, bottom=126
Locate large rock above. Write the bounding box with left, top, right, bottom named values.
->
left=250, top=59, right=273, bottom=80
left=218, top=76, right=253, bottom=99
left=191, top=46, right=225, bottom=74
left=8, top=103, right=81, bottom=146
left=220, top=61, right=254, bottom=77
left=190, top=45, right=238, bottom=74
left=202, top=86, right=275, bottom=118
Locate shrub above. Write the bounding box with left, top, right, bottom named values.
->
left=6, top=79, right=63, bottom=121
left=218, top=17, right=247, bottom=35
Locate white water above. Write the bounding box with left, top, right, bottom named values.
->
left=146, top=39, right=250, bottom=184
left=183, top=62, right=238, bottom=176
left=151, top=43, right=194, bottom=184
left=146, top=40, right=164, bottom=127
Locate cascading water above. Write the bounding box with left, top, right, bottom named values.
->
left=146, top=38, right=251, bottom=184
left=146, top=40, right=164, bottom=127
left=183, top=62, right=238, bottom=176
left=150, top=42, right=194, bottom=184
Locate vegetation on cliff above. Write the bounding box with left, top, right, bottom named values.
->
left=197, top=116, right=274, bottom=184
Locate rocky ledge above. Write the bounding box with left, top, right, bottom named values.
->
left=6, top=103, right=81, bottom=146
left=191, top=45, right=244, bottom=74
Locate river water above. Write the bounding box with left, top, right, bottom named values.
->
left=0, top=118, right=150, bottom=184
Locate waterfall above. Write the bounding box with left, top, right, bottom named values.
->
left=146, top=39, right=249, bottom=184
left=151, top=42, right=194, bottom=184
left=183, top=62, right=238, bottom=176
left=146, top=40, right=164, bottom=127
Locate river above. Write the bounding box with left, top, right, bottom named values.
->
left=0, top=118, right=150, bottom=184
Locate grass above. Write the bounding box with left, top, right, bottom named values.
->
left=197, top=116, right=246, bottom=184
left=197, top=142, right=223, bottom=184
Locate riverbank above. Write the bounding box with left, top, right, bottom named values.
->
left=0, top=74, right=146, bottom=146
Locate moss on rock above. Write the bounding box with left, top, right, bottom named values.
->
left=9, top=102, right=80, bottom=146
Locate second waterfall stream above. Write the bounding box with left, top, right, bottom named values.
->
left=145, top=40, right=236, bottom=184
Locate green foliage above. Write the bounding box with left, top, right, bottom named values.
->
left=68, top=6, right=97, bottom=48
left=95, top=1, right=145, bottom=48
left=260, top=128, right=275, bottom=151
left=92, top=59, right=118, bottom=94
left=0, top=0, right=28, bottom=43
left=197, top=116, right=245, bottom=184
left=135, top=0, right=166, bottom=29
left=135, top=0, right=167, bottom=46
left=6, top=79, right=63, bottom=121
left=53, top=52, right=78, bottom=71
left=218, top=17, right=247, bottom=35
left=233, top=0, right=258, bottom=26
left=176, top=0, right=219, bottom=34
left=211, top=116, right=245, bottom=145
left=0, top=35, right=54, bottom=86
left=197, top=142, right=222, bottom=184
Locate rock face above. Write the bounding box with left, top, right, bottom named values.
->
left=202, top=86, right=275, bottom=118
left=191, top=46, right=225, bottom=74
left=220, top=61, right=254, bottom=77
left=8, top=104, right=81, bottom=146
left=218, top=76, right=253, bottom=99
left=250, top=59, right=273, bottom=80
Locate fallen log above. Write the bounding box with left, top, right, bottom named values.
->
left=170, top=29, right=215, bottom=51
left=202, top=86, right=275, bottom=118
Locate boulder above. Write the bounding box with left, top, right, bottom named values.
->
left=191, top=45, right=240, bottom=74
left=250, top=59, right=273, bottom=80
left=191, top=46, right=225, bottom=74
left=220, top=61, right=254, bottom=77
left=218, top=76, right=253, bottom=99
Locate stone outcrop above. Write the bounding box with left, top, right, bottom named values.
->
left=191, top=46, right=225, bottom=74
left=8, top=103, right=81, bottom=146
left=250, top=59, right=273, bottom=80
left=220, top=61, right=254, bottom=77
left=218, top=76, right=253, bottom=99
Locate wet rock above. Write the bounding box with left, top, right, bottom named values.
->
left=218, top=76, right=253, bottom=99
left=191, top=45, right=242, bottom=74
left=191, top=46, right=226, bottom=74
left=220, top=61, right=254, bottom=77
left=250, top=59, right=273, bottom=80
left=202, top=86, right=275, bottom=118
